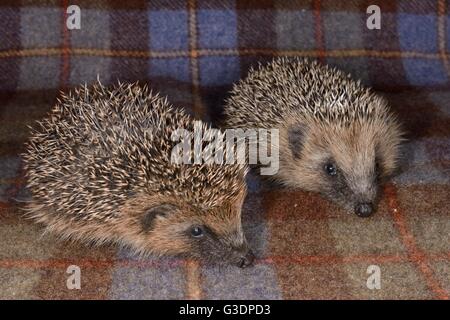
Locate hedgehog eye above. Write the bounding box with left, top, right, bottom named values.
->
left=190, top=226, right=204, bottom=238
left=324, top=163, right=337, bottom=176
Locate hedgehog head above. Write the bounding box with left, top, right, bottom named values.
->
left=225, top=57, right=404, bottom=217
left=120, top=186, right=254, bottom=267
left=280, top=95, right=403, bottom=217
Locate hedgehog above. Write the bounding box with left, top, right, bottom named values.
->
left=22, top=81, right=254, bottom=267
left=223, top=57, right=403, bottom=217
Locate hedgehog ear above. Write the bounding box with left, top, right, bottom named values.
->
left=141, top=203, right=177, bottom=232
left=288, top=123, right=305, bottom=159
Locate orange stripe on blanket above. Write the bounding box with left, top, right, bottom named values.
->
left=0, top=258, right=186, bottom=269
left=0, top=48, right=446, bottom=60
left=263, top=254, right=406, bottom=265
left=187, top=0, right=204, bottom=120
left=184, top=259, right=203, bottom=300
left=437, top=0, right=450, bottom=77
left=60, top=0, right=70, bottom=90
left=1, top=252, right=448, bottom=269
left=313, top=0, right=325, bottom=63
left=385, top=183, right=449, bottom=300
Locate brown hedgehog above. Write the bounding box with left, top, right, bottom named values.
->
left=224, top=58, right=403, bottom=217
left=22, top=81, right=254, bottom=267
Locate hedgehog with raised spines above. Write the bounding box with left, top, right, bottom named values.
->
left=22, top=81, right=254, bottom=267
left=224, top=57, right=403, bottom=217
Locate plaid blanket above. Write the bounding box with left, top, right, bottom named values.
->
left=0, top=0, right=449, bottom=300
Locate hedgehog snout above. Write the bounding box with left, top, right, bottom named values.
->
left=355, top=202, right=374, bottom=218
left=349, top=178, right=378, bottom=217
left=237, top=249, right=255, bottom=268
left=228, top=239, right=255, bottom=268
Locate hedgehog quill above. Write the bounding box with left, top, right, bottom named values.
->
left=22, top=81, right=254, bottom=267
left=224, top=58, right=403, bottom=217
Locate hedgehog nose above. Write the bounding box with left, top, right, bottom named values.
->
left=238, top=250, right=255, bottom=268
left=355, top=202, right=373, bottom=217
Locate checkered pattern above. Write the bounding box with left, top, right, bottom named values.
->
left=0, top=0, right=449, bottom=299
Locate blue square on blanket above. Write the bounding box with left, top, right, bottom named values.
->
left=398, top=13, right=438, bottom=53
left=149, top=58, right=190, bottom=83
left=402, top=58, right=448, bottom=86
left=199, top=56, right=240, bottom=86
left=198, top=9, right=238, bottom=49
left=149, top=10, right=189, bottom=50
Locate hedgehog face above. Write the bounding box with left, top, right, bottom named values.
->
left=282, top=118, right=402, bottom=217
left=181, top=203, right=254, bottom=268
left=126, top=190, right=254, bottom=267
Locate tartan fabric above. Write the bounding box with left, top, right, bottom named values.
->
left=0, top=0, right=449, bottom=299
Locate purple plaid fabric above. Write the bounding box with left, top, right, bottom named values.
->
left=0, top=0, right=449, bottom=299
